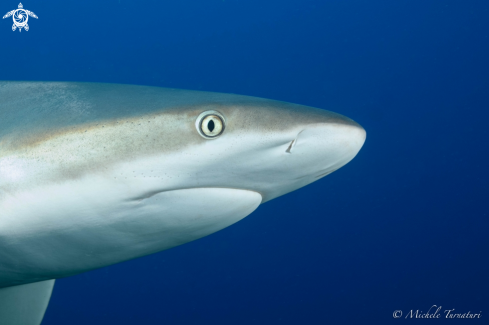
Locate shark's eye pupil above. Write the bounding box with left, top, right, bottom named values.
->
left=208, top=120, right=215, bottom=132
left=196, top=111, right=225, bottom=139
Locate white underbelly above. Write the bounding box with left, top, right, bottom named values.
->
left=0, top=176, right=261, bottom=288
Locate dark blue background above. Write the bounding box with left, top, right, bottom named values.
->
left=1, top=0, right=488, bottom=323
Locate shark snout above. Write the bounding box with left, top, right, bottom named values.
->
left=288, top=121, right=366, bottom=177
left=260, top=117, right=365, bottom=202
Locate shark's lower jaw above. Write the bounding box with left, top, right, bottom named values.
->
left=0, top=186, right=262, bottom=288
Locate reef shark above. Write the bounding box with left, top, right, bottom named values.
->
left=0, top=81, right=366, bottom=325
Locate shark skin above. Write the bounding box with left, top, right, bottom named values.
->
left=0, top=81, right=366, bottom=324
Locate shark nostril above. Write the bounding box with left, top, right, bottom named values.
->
left=286, top=130, right=304, bottom=153
left=286, top=140, right=295, bottom=153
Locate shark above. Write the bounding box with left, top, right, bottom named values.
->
left=0, top=81, right=366, bottom=325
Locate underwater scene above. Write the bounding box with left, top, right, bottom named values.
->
left=0, top=0, right=487, bottom=324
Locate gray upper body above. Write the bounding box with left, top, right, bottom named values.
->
left=0, top=81, right=366, bottom=288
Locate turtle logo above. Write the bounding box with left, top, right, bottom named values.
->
left=3, top=3, right=37, bottom=32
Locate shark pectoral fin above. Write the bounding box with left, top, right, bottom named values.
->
left=0, top=280, right=55, bottom=325
left=126, top=188, right=263, bottom=249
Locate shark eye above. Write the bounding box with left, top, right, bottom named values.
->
left=196, top=110, right=225, bottom=139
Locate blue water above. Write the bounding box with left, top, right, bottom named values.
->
left=2, top=0, right=488, bottom=324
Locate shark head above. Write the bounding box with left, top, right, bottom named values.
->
left=0, top=82, right=365, bottom=287
left=136, top=96, right=366, bottom=203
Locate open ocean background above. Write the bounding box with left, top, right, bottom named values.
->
left=1, top=0, right=488, bottom=324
